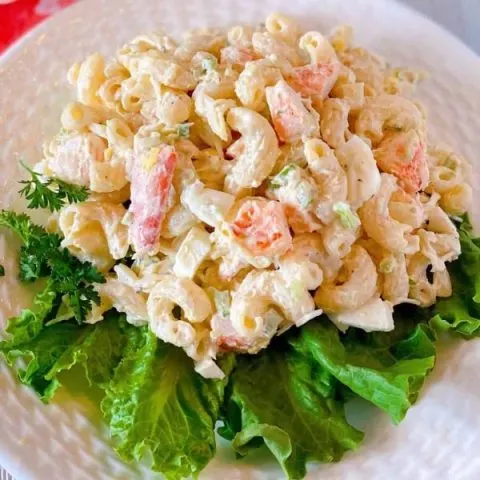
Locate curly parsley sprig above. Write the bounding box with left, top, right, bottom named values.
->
left=0, top=211, right=104, bottom=323
left=18, top=161, right=89, bottom=212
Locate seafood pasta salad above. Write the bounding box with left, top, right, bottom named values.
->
left=1, top=13, right=479, bottom=480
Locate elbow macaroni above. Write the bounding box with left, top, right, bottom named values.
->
left=193, top=86, right=236, bottom=141
left=69, top=53, right=106, bottom=107
left=225, top=107, right=280, bottom=188
left=359, top=174, right=414, bottom=253
left=42, top=14, right=472, bottom=377
left=299, top=31, right=337, bottom=64
left=315, top=245, right=378, bottom=313
left=58, top=201, right=129, bottom=271
left=320, top=98, right=350, bottom=148
left=335, top=135, right=381, bottom=208
left=42, top=127, right=129, bottom=194
left=230, top=269, right=318, bottom=338
left=304, top=138, right=348, bottom=224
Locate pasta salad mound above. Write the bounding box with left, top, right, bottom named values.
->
left=1, top=13, right=478, bottom=480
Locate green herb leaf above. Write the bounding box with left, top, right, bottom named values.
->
left=0, top=264, right=4, bottom=277
left=19, top=161, right=88, bottom=212
left=0, top=210, right=104, bottom=322
left=102, top=326, right=234, bottom=480
left=48, top=248, right=104, bottom=322
left=54, top=178, right=89, bottom=204
left=0, top=210, right=61, bottom=282
left=0, top=210, right=58, bottom=246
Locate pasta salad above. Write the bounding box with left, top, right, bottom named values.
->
left=1, top=13, right=479, bottom=480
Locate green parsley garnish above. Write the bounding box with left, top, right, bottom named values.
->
left=332, top=202, right=360, bottom=230
left=0, top=210, right=104, bottom=322
left=19, top=161, right=89, bottom=212
left=0, top=264, right=4, bottom=277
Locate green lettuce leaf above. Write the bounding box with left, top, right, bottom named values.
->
left=431, top=218, right=480, bottom=337
left=0, top=281, right=56, bottom=348
left=291, top=317, right=436, bottom=424
left=221, top=308, right=436, bottom=479
left=101, top=326, right=234, bottom=480
left=220, top=337, right=364, bottom=480
left=44, top=311, right=127, bottom=388
left=0, top=306, right=126, bottom=402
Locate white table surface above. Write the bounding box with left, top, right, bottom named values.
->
left=1, top=1, right=479, bottom=479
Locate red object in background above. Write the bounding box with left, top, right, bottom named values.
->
left=0, top=0, right=77, bottom=53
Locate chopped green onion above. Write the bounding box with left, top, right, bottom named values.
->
left=386, top=124, right=404, bottom=132
left=269, top=164, right=296, bottom=189
left=379, top=257, right=396, bottom=274
left=211, top=288, right=231, bottom=317
left=177, top=123, right=191, bottom=138
left=332, top=202, right=360, bottom=230
left=269, top=181, right=282, bottom=190
left=277, top=164, right=296, bottom=178
left=296, top=181, right=315, bottom=209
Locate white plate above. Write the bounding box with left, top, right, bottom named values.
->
left=1, top=0, right=480, bottom=479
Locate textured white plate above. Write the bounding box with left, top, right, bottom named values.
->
left=1, top=0, right=480, bottom=479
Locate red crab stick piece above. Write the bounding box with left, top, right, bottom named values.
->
left=288, top=61, right=340, bottom=98
left=231, top=198, right=292, bottom=257
left=129, top=145, right=177, bottom=255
